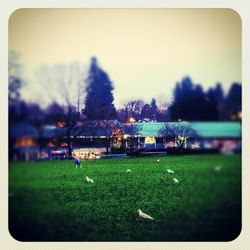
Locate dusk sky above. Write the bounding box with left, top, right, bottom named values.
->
left=9, top=9, right=241, bottom=108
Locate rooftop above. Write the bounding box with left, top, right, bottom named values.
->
left=136, top=122, right=241, bottom=138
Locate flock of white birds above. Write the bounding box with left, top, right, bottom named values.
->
left=82, top=158, right=222, bottom=220
left=82, top=157, right=182, bottom=221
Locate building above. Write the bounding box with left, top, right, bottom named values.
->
left=134, top=121, right=241, bottom=153
left=9, top=121, right=241, bottom=161
left=9, top=123, right=40, bottom=161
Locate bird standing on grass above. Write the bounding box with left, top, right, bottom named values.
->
left=157, top=159, right=160, bottom=163
left=137, top=209, right=154, bottom=220
left=86, top=176, right=94, bottom=183
left=173, top=177, right=179, bottom=183
left=126, top=169, right=132, bottom=173
left=214, top=166, right=221, bottom=172
left=167, top=169, right=175, bottom=173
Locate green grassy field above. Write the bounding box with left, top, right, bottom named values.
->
left=9, top=154, right=241, bottom=241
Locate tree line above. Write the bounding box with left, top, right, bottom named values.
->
left=9, top=52, right=242, bottom=156
left=9, top=52, right=242, bottom=125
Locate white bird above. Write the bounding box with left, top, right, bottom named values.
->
left=167, top=169, right=175, bottom=173
left=214, top=166, right=221, bottom=172
left=173, top=177, right=179, bottom=183
left=138, top=209, right=154, bottom=220
left=157, top=159, right=160, bottom=163
left=126, top=169, right=132, bottom=173
left=86, top=176, right=94, bottom=183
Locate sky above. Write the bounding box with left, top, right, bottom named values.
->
left=9, top=9, right=241, bottom=109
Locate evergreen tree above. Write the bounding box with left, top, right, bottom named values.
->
left=225, top=83, right=242, bottom=119
left=214, top=83, right=224, bottom=103
left=150, top=98, right=158, bottom=120
left=206, top=88, right=219, bottom=120
left=150, top=98, right=157, bottom=110
left=169, top=76, right=208, bottom=121
left=141, top=104, right=151, bottom=119
left=83, top=57, right=117, bottom=120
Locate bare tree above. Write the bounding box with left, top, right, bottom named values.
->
left=36, top=62, right=86, bottom=109
left=121, top=99, right=145, bottom=121
left=9, top=51, right=25, bottom=101
left=36, top=62, right=86, bottom=156
left=156, top=95, right=169, bottom=111
left=159, top=122, right=196, bottom=149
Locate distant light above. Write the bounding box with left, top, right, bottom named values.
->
left=123, top=134, right=129, bottom=139
left=129, top=117, right=135, bottom=123
left=56, top=121, right=66, bottom=127
left=47, top=142, right=55, bottom=148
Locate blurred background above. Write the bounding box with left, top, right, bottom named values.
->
left=9, top=9, right=242, bottom=161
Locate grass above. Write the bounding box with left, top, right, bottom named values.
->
left=9, top=154, right=241, bottom=241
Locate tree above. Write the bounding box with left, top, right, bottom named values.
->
left=169, top=76, right=209, bottom=121
left=225, top=83, right=242, bottom=119
left=159, top=122, right=196, bottom=149
left=8, top=51, right=28, bottom=124
left=140, top=99, right=158, bottom=121
left=45, top=102, right=66, bottom=125
left=156, top=95, right=169, bottom=113
left=36, top=63, right=86, bottom=156
left=150, top=98, right=158, bottom=121
left=121, top=99, right=145, bottom=121
left=64, top=105, right=82, bottom=156
left=206, top=88, right=219, bottom=120
left=83, top=57, right=117, bottom=120
left=214, top=83, right=224, bottom=103
left=120, top=98, right=163, bottom=122
left=141, top=104, right=151, bottom=120
left=117, top=108, right=129, bottom=123
left=8, top=51, right=28, bottom=160
left=36, top=62, right=85, bottom=109
left=151, top=98, right=157, bottom=110
left=46, top=103, right=86, bottom=156
left=44, top=102, right=85, bottom=156
left=212, top=83, right=225, bottom=120
left=9, top=51, right=25, bottom=102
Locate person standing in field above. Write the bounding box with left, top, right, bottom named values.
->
left=73, top=155, right=81, bottom=168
